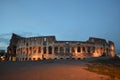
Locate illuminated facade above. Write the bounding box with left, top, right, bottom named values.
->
left=7, top=33, right=115, bottom=61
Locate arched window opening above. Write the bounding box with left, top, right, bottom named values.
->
left=33, top=46, right=37, bottom=53
left=60, top=47, right=64, bottom=53
left=43, top=47, right=46, bottom=54
left=87, top=47, right=91, bottom=53
left=72, top=47, right=75, bottom=53
left=38, top=46, right=41, bottom=53
left=66, top=47, right=69, bottom=53
left=92, top=47, right=95, bottom=53
left=77, top=47, right=81, bottom=53
left=26, top=48, right=28, bottom=54
left=29, top=47, right=32, bottom=54
left=82, top=47, right=86, bottom=52
left=48, top=46, right=52, bottom=54
left=54, top=47, right=58, bottom=54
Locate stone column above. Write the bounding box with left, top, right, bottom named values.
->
left=58, top=47, right=60, bottom=54
left=70, top=47, right=72, bottom=53
left=64, top=47, right=66, bottom=55
left=41, top=46, right=43, bottom=55
left=46, top=46, right=48, bottom=54
left=52, top=46, right=54, bottom=55
left=81, top=47, right=83, bottom=53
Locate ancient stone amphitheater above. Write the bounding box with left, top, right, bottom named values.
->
left=7, top=33, right=115, bottom=61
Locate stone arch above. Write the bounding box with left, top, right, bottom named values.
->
left=77, top=46, right=81, bottom=53
left=33, top=46, right=37, bottom=53
left=54, top=46, right=58, bottom=55
left=23, top=47, right=26, bottom=54
left=43, top=47, right=46, bottom=54
left=48, top=46, right=52, bottom=54
left=38, top=46, right=41, bottom=53
left=25, top=58, right=27, bottom=61
left=92, top=46, right=95, bottom=53
left=33, top=58, right=36, bottom=60
left=60, top=47, right=64, bottom=56
left=22, top=58, right=24, bottom=61
left=20, top=48, right=22, bottom=53
left=37, top=58, right=41, bottom=60
left=65, top=47, right=70, bottom=55
left=72, top=47, right=75, bottom=53
left=82, top=47, right=86, bottom=52
left=29, top=47, right=32, bottom=54
left=29, top=58, right=31, bottom=60
left=26, top=48, right=28, bottom=54
left=60, top=47, right=64, bottom=53
left=87, top=46, right=91, bottom=53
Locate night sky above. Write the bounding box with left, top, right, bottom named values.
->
left=0, top=0, right=120, bottom=52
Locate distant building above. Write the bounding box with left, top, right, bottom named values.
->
left=0, top=50, right=6, bottom=61
left=7, top=33, right=115, bottom=61
left=117, top=53, right=120, bottom=58
left=0, top=50, right=5, bottom=56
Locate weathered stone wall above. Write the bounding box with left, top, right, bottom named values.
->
left=7, top=33, right=115, bottom=61
left=16, top=37, right=114, bottom=61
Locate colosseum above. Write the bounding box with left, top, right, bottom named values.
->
left=7, top=33, right=115, bottom=61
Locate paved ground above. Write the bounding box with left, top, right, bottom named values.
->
left=0, top=58, right=109, bottom=80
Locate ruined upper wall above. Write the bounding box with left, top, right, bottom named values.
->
left=88, top=37, right=108, bottom=46
left=9, top=33, right=24, bottom=46
left=88, top=37, right=107, bottom=43
left=17, top=35, right=56, bottom=47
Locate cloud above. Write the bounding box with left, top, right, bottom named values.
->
left=0, top=38, right=9, bottom=44
left=0, top=32, right=41, bottom=51
left=0, top=33, right=12, bottom=37
left=14, top=32, right=41, bottom=37
left=0, top=33, right=12, bottom=50
left=0, top=38, right=10, bottom=51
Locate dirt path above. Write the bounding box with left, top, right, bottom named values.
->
left=0, top=60, right=109, bottom=80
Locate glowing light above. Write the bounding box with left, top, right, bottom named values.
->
left=1, top=56, right=6, bottom=61
left=111, top=46, right=114, bottom=50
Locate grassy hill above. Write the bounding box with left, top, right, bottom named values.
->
left=86, top=56, right=120, bottom=80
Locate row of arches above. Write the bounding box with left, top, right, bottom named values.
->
left=17, top=46, right=94, bottom=54
left=19, top=57, right=41, bottom=61
left=77, top=46, right=95, bottom=53
left=17, top=46, right=108, bottom=56
left=17, top=46, right=52, bottom=54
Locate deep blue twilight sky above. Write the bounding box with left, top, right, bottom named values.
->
left=0, top=0, right=120, bottom=52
